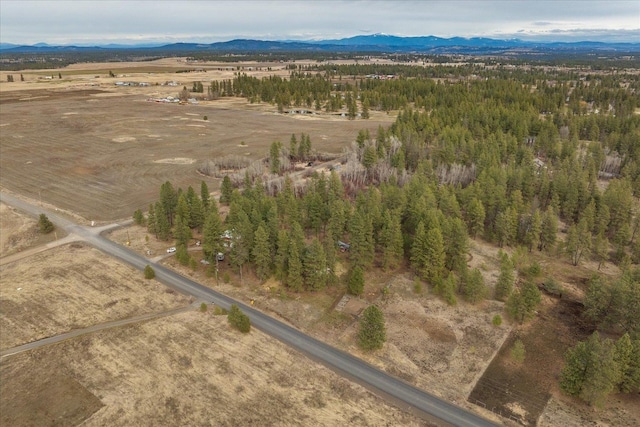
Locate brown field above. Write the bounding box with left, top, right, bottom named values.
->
left=1, top=60, right=393, bottom=222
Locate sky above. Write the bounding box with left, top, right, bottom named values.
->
left=1, top=0, right=639, bottom=45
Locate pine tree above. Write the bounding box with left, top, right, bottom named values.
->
left=303, top=239, right=327, bottom=291
left=202, top=206, right=223, bottom=262
left=220, top=175, right=233, bottom=205
left=286, top=239, right=304, bottom=291
left=269, top=141, right=282, bottom=174
left=495, top=251, right=515, bottom=301
left=200, top=181, right=210, bottom=211
left=173, top=214, right=192, bottom=247
left=443, top=217, right=469, bottom=273
left=539, top=208, right=558, bottom=251
left=462, top=267, right=487, bottom=303
left=228, top=304, right=251, bottom=333
left=160, top=181, right=178, bottom=226
left=411, top=223, right=446, bottom=284
left=349, top=209, right=375, bottom=269
left=357, top=305, right=386, bottom=351
left=147, top=203, right=156, bottom=236
left=379, top=209, right=404, bottom=271
left=524, top=210, right=542, bottom=252
left=289, top=134, right=298, bottom=160
left=466, top=198, right=485, bottom=238
left=348, top=266, right=365, bottom=296
left=144, top=265, right=155, bottom=279
left=155, top=202, right=171, bottom=241
left=274, top=230, right=289, bottom=284
left=252, top=225, right=272, bottom=281
left=133, top=209, right=145, bottom=225
left=38, top=214, right=54, bottom=234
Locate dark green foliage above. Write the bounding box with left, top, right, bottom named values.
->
left=492, top=314, right=503, bottom=326
left=348, top=266, right=365, bottom=296
left=133, top=209, right=145, bottom=225
left=202, top=206, right=223, bottom=262
left=495, top=251, right=515, bottom=301
left=303, top=239, right=327, bottom=291
left=506, top=280, right=541, bottom=323
left=228, top=304, right=251, bottom=333
left=220, top=175, right=233, bottom=205
left=583, top=270, right=640, bottom=336
left=358, top=305, right=386, bottom=351
left=462, top=267, right=487, bottom=303
left=144, top=265, right=155, bottom=279
left=147, top=203, right=156, bottom=236
left=411, top=222, right=445, bottom=283
left=38, top=214, right=54, bottom=234
left=176, top=244, right=190, bottom=266
left=252, top=224, right=272, bottom=280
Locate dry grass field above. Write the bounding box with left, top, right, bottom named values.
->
left=0, top=59, right=393, bottom=222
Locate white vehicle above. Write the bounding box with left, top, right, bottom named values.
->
left=167, top=247, right=176, bottom=253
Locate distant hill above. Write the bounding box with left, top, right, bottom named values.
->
left=2, top=34, right=639, bottom=54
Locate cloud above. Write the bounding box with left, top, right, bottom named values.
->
left=1, top=0, right=638, bottom=44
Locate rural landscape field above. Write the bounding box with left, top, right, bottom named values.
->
left=2, top=6, right=640, bottom=425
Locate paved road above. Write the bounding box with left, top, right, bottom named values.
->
left=0, top=192, right=498, bottom=427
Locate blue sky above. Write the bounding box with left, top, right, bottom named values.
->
left=1, top=0, right=638, bottom=45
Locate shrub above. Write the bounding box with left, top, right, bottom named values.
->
left=357, top=305, right=386, bottom=351
left=413, top=277, right=423, bottom=294
left=492, top=314, right=503, bottom=326
left=223, top=272, right=231, bottom=284
left=228, top=304, right=251, bottom=333
left=144, top=265, right=155, bottom=279
left=200, top=302, right=208, bottom=312
left=38, top=214, right=54, bottom=234
left=203, top=115, right=208, bottom=121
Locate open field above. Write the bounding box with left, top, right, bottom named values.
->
left=0, top=60, right=394, bottom=222
left=0, top=242, right=192, bottom=349
left=1, top=311, right=426, bottom=427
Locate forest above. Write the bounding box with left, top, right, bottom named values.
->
left=137, top=61, right=640, bottom=406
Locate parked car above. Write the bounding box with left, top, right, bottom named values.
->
left=167, top=247, right=176, bottom=253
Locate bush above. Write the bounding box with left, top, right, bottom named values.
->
left=413, top=277, right=423, bottom=294
left=492, top=314, right=503, bottom=326
left=223, top=272, right=231, bottom=284
left=144, top=265, right=155, bottom=279
left=542, top=277, right=564, bottom=297
left=203, top=115, right=208, bottom=121
left=357, top=305, right=386, bottom=351
left=200, top=302, right=208, bottom=312
left=213, top=306, right=228, bottom=315
left=228, top=304, right=251, bottom=333
left=38, top=213, right=54, bottom=234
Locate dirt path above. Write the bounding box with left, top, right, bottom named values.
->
left=0, top=234, right=80, bottom=266
left=1, top=301, right=200, bottom=358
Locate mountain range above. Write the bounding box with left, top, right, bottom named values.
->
left=1, top=34, right=639, bottom=54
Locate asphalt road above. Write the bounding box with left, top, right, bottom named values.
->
left=0, top=192, right=499, bottom=427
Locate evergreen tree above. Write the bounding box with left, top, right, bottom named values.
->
left=349, top=209, right=375, bottom=269
left=286, top=239, right=304, bottom=291
left=495, top=251, right=515, bottom=301
left=160, top=181, right=178, bottom=226
left=462, top=267, right=487, bottom=303
left=348, top=265, right=365, bottom=296
left=269, top=140, right=282, bottom=174
left=155, top=202, right=171, bottom=241
left=466, top=198, right=485, bottom=238
left=539, top=208, right=558, bottom=251
left=133, top=209, right=145, bottom=225
left=357, top=305, right=386, bottom=351
left=173, top=214, right=192, bottom=247
left=252, top=225, right=272, bottom=280
left=144, top=265, right=155, bottom=279
left=220, top=175, right=233, bottom=205
left=200, top=181, right=210, bottom=211
left=303, top=239, right=327, bottom=291
left=202, top=205, right=223, bottom=262
left=38, top=214, right=54, bottom=234
left=443, top=217, right=469, bottom=273
left=524, top=210, right=542, bottom=252
left=228, top=304, right=251, bottom=333
left=147, top=203, right=156, bottom=236
left=379, top=209, right=404, bottom=271
left=289, top=133, right=298, bottom=160
left=411, top=222, right=446, bottom=283
left=275, top=229, right=290, bottom=283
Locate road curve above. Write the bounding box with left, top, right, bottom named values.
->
left=0, top=192, right=498, bottom=427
